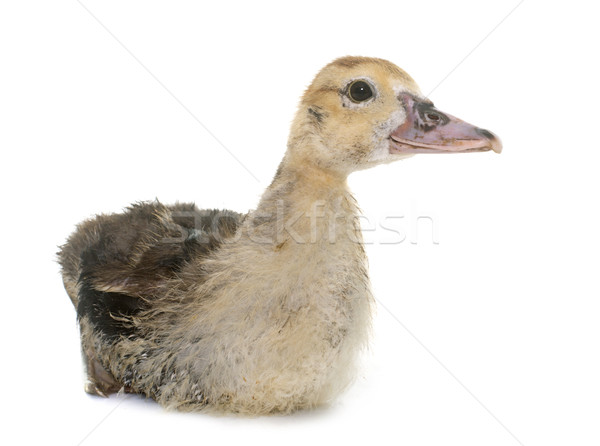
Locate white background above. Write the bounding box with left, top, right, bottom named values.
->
left=1, top=1, right=599, bottom=445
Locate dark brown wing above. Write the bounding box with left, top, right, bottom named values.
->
left=58, top=201, right=243, bottom=341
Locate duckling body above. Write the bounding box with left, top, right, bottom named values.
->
left=61, top=174, right=371, bottom=413
left=59, top=56, right=501, bottom=414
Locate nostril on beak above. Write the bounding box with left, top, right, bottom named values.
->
left=475, top=127, right=495, bottom=140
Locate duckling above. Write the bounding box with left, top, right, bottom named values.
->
left=58, top=56, right=501, bottom=415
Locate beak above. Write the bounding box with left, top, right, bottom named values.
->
left=390, top=93, right=502, bottom=154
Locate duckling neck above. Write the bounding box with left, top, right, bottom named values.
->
left=248, top=161, right=359, bottom=247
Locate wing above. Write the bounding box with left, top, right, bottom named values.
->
left=58, top=201, right=243, bottom=341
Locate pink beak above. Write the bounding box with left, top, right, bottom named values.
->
left=390, top=93, right=502, bottom=154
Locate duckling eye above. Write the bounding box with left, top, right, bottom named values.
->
left=348, top=81, right=373, bottom=103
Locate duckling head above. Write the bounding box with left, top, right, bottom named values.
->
left=286, top=56, right=501, bottom=176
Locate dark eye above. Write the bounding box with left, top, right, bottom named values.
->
left=348, top=80, right=373, bottom=103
